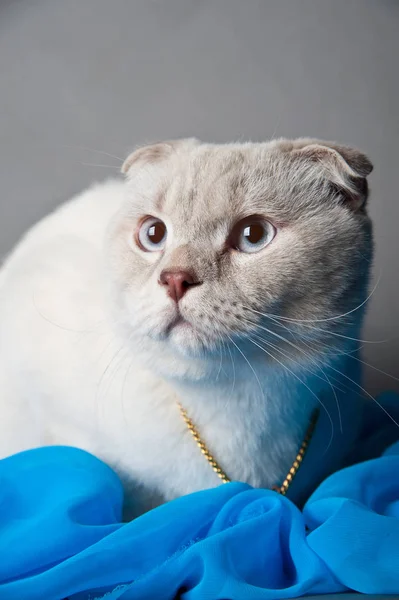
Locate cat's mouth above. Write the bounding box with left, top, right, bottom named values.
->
left=161, top=308, right=217, bottom=353
left=165, top=312, right=193, bottom=335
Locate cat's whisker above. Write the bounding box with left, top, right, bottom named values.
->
left=241, top=315, right=326, bottom=362
left=291, top=323, right=386, bottom=345
left=251, top=330, right=347, bottom=396
left=346, top=354, right=399, bottom=384
left=98, top=348, right=130, bottom=428
left=242, top=316, right=360, bottom=400
left=277, top=339, right=363, bottom=395
left=250, top=310, right=337, bottom=357
left=246, top=306, right=385, bottom=345
left=328, top=364, right=399, bottom=429
left=294, top=335, right=364, bottom=359
left=269, top=113, right=282, bottom=140
left=255, top=321, right=367, bottom=399
left=226, top=342, right=237, bottom=406
left=103, top=347, right=133, bottom=401
left=221, top=339, right=230, bottom=379
left=227, top=335, right=264, bottom=404
left=247, top=335, right=335, bottom=453
left=246, top=316, right=369, bottom=402
left=96, top=326, right=139, bottom=429
left=33, top=289, right=130, bottom=338
left=216, top=339, right=230, bottom=410
left=278, top=325, right=365, bottom=411
left=32, top=291, right=129, bottom=369
left=273, top=316, right=399, bottom=393
left=250, top=328, right=343, bottom=433
left=96, top=345, right=124, bottom=401
left=32, top=290, right=105, bottom=334
left=256, top=312, right=366, bottom=370
left=54, top=143, right=124, bottom=163
left=80, top=163, right=121, bottom=169
left=245, top=275, right=380, bottom=325
left=216, top=341, right=224, bottom=382
left=121, top=356, right=134, bottom=429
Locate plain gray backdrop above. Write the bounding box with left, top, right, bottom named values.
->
left=0, top=0, right=398, bottom=399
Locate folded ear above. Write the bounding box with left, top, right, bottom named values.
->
left=278, top=138, right=373, bottom=211
left=121, top=138, right=199, bottom=175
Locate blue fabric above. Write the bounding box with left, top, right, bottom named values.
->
left=0, top=394, right=398, bottom=599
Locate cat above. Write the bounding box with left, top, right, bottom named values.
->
left=0, top=137, right=373, bottom=517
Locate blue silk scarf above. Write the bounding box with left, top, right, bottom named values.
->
left=0, top=392, right=398, bottom=600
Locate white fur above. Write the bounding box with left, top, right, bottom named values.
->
left=0, top=179, right=324, bottom=515
left=0, top=136, right=372, bottom=517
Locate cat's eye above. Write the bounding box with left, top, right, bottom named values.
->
left=230, top=216, right=276, bottom=253
left=136, top=217, right=167, bottom=252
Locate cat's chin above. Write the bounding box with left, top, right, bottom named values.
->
left=166, top=319, right=219, bottom=358
left=135, top=310, right=222, bottom=359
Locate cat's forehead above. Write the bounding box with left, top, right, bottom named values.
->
left=162, top=145, right=274, bottom=223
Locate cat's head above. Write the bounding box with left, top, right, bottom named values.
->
left=107, top=138, right=373, bottom=368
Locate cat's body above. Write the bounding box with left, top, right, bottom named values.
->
left=0, top=138, right=373, bottom=516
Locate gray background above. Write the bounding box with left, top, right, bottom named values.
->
left=1, top=0, right=398, bottom=399
left=0, top=3, right=398, bottom=598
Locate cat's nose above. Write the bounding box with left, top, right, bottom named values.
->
left=159, top=269, right=202, bottom=303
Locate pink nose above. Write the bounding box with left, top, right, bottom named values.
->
left=159, top=270, right=202, bottom=303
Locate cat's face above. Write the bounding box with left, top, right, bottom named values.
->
left=108, top=138, right=373, bottom=364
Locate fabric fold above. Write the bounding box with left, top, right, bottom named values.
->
left=0, top=394, right=398, bottom=599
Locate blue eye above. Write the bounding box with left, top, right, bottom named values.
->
left=136, top=217, right=167, bottom=252
left=231, top=217, right=276, bottom=253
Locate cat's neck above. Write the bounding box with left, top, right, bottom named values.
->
left=171, top=352, right=317, bottom=426
left=131, top=332, right=341, bottom=417
left=164, top=350, right=331, bottom=488
left=115, top=328, right=357, bottom=492
left=140, top=338, right=331, bottom=438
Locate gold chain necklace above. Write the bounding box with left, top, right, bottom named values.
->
left=177, top=402, right=319, bottom=495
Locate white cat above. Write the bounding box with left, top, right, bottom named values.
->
left=0, top=138, right=373, bottom=516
